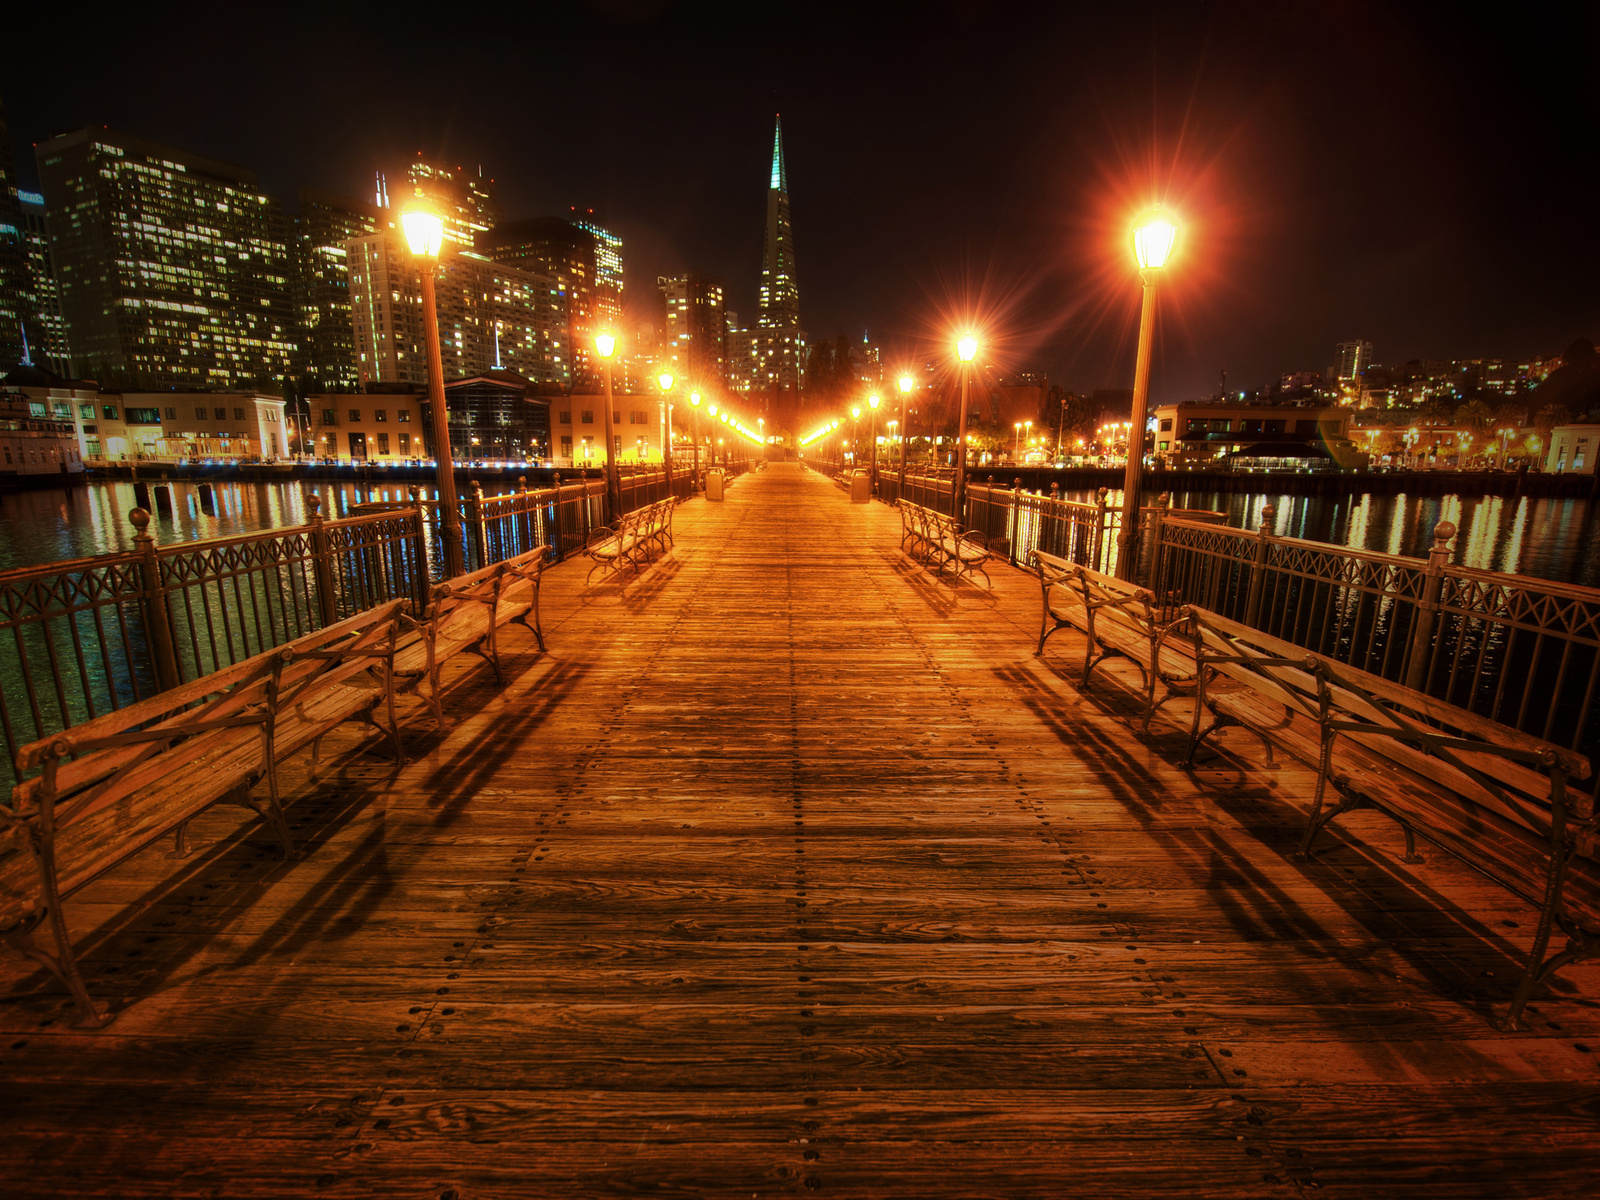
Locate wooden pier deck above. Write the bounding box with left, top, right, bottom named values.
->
left=2, top=462, right=1596, bottom=1198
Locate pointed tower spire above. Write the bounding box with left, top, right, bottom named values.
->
left=770, top=115, right=788, bottom=194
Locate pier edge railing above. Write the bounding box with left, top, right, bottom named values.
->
left=816, top=460, right=1600, bottom=764
left=0, top=466, right=709, bottom=790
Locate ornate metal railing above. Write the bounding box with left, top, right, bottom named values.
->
left=0, top=501, right=428, bottom=790
left=1153, top=510, right=1600, bottom=757
left=827, top=459, right=1598, bottom=758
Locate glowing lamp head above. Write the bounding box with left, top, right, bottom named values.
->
left=401, top=209, right=445, bottom=259
left=868, top=394, right=880, bottom=410
left=690, top=392, right=701, bottom=407
left=957, top=334, right=978, bottom=362
left=709, top=403, right=718, bottom=416
left=657, top=371, right=674, bottom=392
left=851, top=406, right=861, bottom=419
left=1132, top=210, right=1178, bottom=271
left=595, top=332, right=617, bottom=359
left=898, top=374, right=914, bottom=394
left=720, top=411, right=729, bottom=423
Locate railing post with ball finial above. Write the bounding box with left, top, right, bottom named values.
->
left=1404, top=519, right=1457, bottom=692
left=130, top=507, right=182, bottom=691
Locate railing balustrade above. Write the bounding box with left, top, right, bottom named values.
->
left=829, top=462, right=1598, bottom=761
left=0, top=464, right=710, bottom=789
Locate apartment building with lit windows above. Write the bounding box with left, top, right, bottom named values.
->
left=345, top=232, right=567, bottom=389
left=33, top=128, right=296, bottom=388
left=659, top=272, right=727, bottom=384
left=292, top=190, right=383, bottom=391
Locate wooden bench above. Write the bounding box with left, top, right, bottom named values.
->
left=1182, top=605, right=1596, bottom=1029
left=0, top=600, right=406, bottom=1027
left=582, top=499, right=675, bottom=585
left=1030, top=551, right=1196, bottom=731
left=394, top=545, right=550, bottom=728
left=900, top=501, right=994, bottom=587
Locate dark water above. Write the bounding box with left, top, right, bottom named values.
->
left=1, top=480, right=1596, bottom=589
left=1072, top=487, right=1600, bottom=589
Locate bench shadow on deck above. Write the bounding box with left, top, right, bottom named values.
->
left=2, top=462, right=1597, bottom=1199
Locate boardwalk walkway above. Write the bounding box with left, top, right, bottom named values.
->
left=2, top=463, right=1597, bottom=1197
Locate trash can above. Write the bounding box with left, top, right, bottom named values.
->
left=706, top=469, right=725, bottom=501
left=849, top=470, right=872, bottom=503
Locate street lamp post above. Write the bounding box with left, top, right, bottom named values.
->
left=954, top=334, right=978, bottom=524
left=657, top=370, right=675, bottom=493
left=1024, top=419, right=1032, bottom=464
left=867, top=394, right=880, bottom=492
left=897, top=373, right=914, bottom=496
left=1014, top=422, right=1022, bottom=463
left=851, top=405, right=862, bottom=470
left=595, top=332, right=622, bottom=523
left=401, top=207, right=464, bottom=578
left=708, top=403, right=719, bottom=467
left=689, top=392, right=703, bottom=489
left=1115, top=211, right=1176, bottom=582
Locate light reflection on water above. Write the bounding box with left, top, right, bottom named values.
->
left=1050, top=487, right=1598, bottom=588
left=0, top=481, right=444, bottom=575
left=0, top=480, right=1595, bottom=589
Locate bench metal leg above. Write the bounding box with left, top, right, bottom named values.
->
left=1, top=909, right=111, bottom=1029
left=1398, top=820, right=1424, bottom=864
left=1296, top=785, right=1362, bottom=861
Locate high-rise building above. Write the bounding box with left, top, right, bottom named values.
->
left=479, top=217, right=602, bottom=382
left=0, top=91, right=30, bottom=369
left=292, top=189, right=383, bottom=391
left=658, top=272, right=727, bottom=384
left=34, top=128, right=296, bottom=389
left=571, top=208, right=623, bottom=331
left=16, top=192, right=70, bottom=374
left=345, top=232, right=567, bottom=389
left=750, top=116, right=805, bottom=395
left=1335, top=340, right=1373, bottom=383
left=406, top=156, right=499, bottom=248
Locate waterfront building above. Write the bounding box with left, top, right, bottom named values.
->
left=659, top=272, right=727, bottom=384
left=304, top=385, right=426, bottom=462
left=406, top=156, right=498, bottom=249
left=1544, top=424, right=1600, bottom=474
left=430, top=370, right=553, bottom=463
left=293, top=190, right=384, bottom=392
left=477, top=217, right=601, bottom=384
left=1152, top=399, right=1363, bottom=469
left=749, top=117, right=806, bottom=396
left=88, top=391, right=288, bottom=461
left=550, top=392, right=665, bottom=469
left=33, top=128, right=296, bottom=390
left=346, top=232, right=567, bottom=389
left=0, top=362, right=90, bottom=481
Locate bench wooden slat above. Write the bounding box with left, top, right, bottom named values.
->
left=1184, top=602, right=1596, bottom=1030
left=1, top=598, right=406, bottom=1027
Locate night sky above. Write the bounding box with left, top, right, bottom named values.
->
left=6, top=1, right=1597, bottom=401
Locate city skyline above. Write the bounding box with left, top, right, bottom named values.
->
left=2, top=4, right=1597, bottom=404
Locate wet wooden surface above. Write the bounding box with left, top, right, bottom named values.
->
left=2, top=462, right=1596, bottom=1198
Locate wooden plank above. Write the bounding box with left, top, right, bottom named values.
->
left=1, top=464, right=1595, bottom=1199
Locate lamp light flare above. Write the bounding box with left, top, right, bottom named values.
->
left=657, top=371, right=674, bottom=391
left=868, top=394, right=880, bottom=409
left=690, top=392, right=701, bottom=407
left=898, top=374, right=914, bottom=394
left=957, top=334, right=978, bottom=362
left=401, top=209, right=445, bottom=258
left=1132, top=210, right=1178, bottom=271
left=595, top=332, right=617, bottom=358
